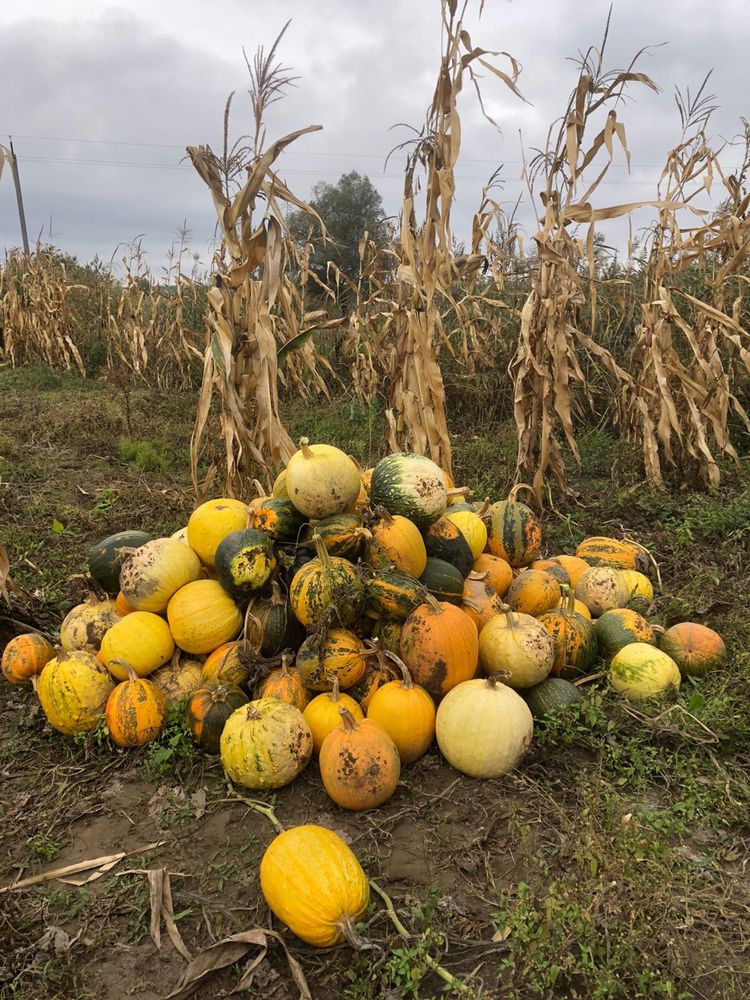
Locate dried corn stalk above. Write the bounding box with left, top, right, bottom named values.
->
left=623, top=91, right=750, bottom=486
left=511, top=20, right=660, bottom=501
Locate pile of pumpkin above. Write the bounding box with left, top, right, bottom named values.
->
left=1, top=440, right=727, bottom=812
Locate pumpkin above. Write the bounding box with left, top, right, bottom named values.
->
left=2, top=633, right=55, bottom=684
left=296, top=629, right=366, bottom=692
left=246, top=582, right=305, bottom=657
left=478, top=605, right=555, bottom=689
left=537, top=589, right=597, bottom=678
left=423, top=517, right=474, bottom=577
left=369, top=453, right=448, bottom=528
left=609, top=643, right=681, bottom=700
left=347, top=647, right=399, bottom=710
left=400, top=594, right=478, bottom=700
left=370, top=618, right=402, bottom=655
left=99, top=611, right=175, bottom=680
left=186, top=684, right=249, bottom=754
left=187, top=498, right=248, bottom=568
left=366, top=570, right=425, bottom=621
left=170, top=526, right=189, bottom=543
left=37, top=649, right=115, bottom=736
left=418, top=557, right=464, bottom=605
left=368, top=511, right=427, bottom=578
left=115, top=592, right=135, bottom=616
left=248, top=497, right=306, bottom=543
left=556, top=595, right=592, bottom=620
left=105, top=661, right=167, bottom=747
left=303, top=677, right=364, bottom=753
left=60, top=594, right=121, bottom=653
left=88, top=530, right=153, bottom=594
left=618, top=570, right=655, bottom=615
left=472, top=553, right=513, bottom=597
left=486, top=487, right=542, bottom=567
left=594, top=608, right=655, bottom=659
left=119, top=537, right=202, bottom=613
left=260, top=825, right=370, bottom=947
left=435, top=675, right=533, bottom=778
left=319, top=708, right=401, bottom=810
left=575, top=566, right=630, bottom=618
left=258, top=652, right=309, bottom=712
left=366, top=652, right=436, bottom=763
left=214, top=529, right=277, bottom=598
left=220, top=698, right=313, bottom=789
left=272, top=469, right=289, bottom=498
left=461, top=572, right=498, bottom=630
left=659, top=622, right=727, bottom=678
left=529, top=559, right=570, bottom=586
left=167, top=580, right=242, bottom=655
left=505, top=569, right=561, bottom=617
left=285, top=438, right=361, bottom=518
left=305, top=513, right=370, bottom=561
left=444, top=507, right=488, bottom=559
left=202, top=641, right=250, bottom=689
left=150, top=652, right=204, bottom=706
left=289, top=534, right=364, bottom=629
left=550, top=555, right=590, bottom=589
left=576, top=536, right=649, bottom=573
left=525, top=678, right=584, bottom=719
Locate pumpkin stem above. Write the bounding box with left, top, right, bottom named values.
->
left=651, top=624, right=666, bottom=636
left=337, top=912, right=370, bottom=951
left=54, top=644, right=65, bottom=660
left=382, top=649, right=413, bottom=689
left=339, top=706, right=359, bottom=732
left=246, top=704, right=262, bottom=721
left=279, top=650, right=293, bottom=677
left=498, top=603, right=516, bottom=629
left=328, top=675, right=341, bottom=702
left=299, top=437, right=314, bottom=460
left=476, top=498, right=491, bottom=518
left=251, top=478, right=266, bottom=498
left=310, top=532, right=331, bottom=568
left=467, top=570, right=490, bottom=583
left=423, top=591, right=443, bottom=615
left=461, top=597, right=482, bottom=613
left=508, top=482, right=536, bottom=505
left=486, top=671, right=511, bottom=687
left=169, top=649, right=181, bottom=670
left=111, top=658, right=139, bottom=683
left=560, top=583, right=576, bottom=616
left=446, top=486, right=470, bottom=499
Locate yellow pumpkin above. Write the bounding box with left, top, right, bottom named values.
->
left=618, top=570, right=655, bottom=615
left=202, top=641, right=250, bottom=688
left=260, top=825, right=370, bottom=947
left=444, top=509, right=488, bottom=559
left=505, top=569, right=561, bottom=617
left=187, top=498, right=248, bottom=568
left=220, top=698, right=313, bottom=789
left=368, top=512, right=427, bottom=578
left=167, top=580, right=242, bottom=655
left=296, top=628, right=366, bottom=692
left=478, top=605, right=555, bottom=689
left=150, top=652, right=205, bottom=706
left=37, top=649, right=115, bottom=736
left=60, top=594, right=121, bottom=653
left=303, top=678, right=364, bottom=753
left=170, top=526, right=189, bottom=543
left=576, top=536, right=648, bottom=573
left=99, top=611, right=175, bottom=680
left=285, top=438, right=361, bottom=518
left=609, top=643, right=681, bottom=701
left=119, top=537, right=201, bottom=613
left=366, top=652, right=435, bottom=764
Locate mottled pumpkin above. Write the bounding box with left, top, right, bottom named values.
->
left=305, top=513, right=370, bottom=561
left=99, top=611, right=175, bottom=680
left=461, top=572, right=499, bottom=631
left=472, top=553, right=513, bottom=597
left=594, top=608, right=655, bottom=659
left=285, top=438, right=361, bottom=519
left=369, top=453, right=448, bottom=528
left=60, top=594, right=121, bottom=654
left=150, top=653, right=205, bottom=706
left=289, top=535, right=364, bottom=629
left=368, top=512, right=427, bottom=578
left=214, top=528, right=277, bottom=599
left=366, top=652, right=436, bottom=763
left=296, top=629, right=366, bottom=692
left=88, top=530, right=153, bottom=594
left=423, top=517, right=474, bottom=577
left=369, top=619, right=402, bottom=655
left=609, top=643, right=681, bottom=701
left=486, top=489, right=542, bottom=567
left=575, top=566, right=630, bottom=618
left=505, top=569, right=561, bottom=617
left=618, top=570, right=655, bottom=615
left=106, top=661, right=167, bottom=747
left=167, top=580, right=242, bottom=655
left=550, top=555, right=590, bottom=589
left=260, top=825, right=370, bottom=947
left=259, top=653, right=309, bottom=712
left=303, top=678, right=364, bottom=753
left=1, top=633, right=55, bottom=684
left=399, top=595, right=478, bottom=700
left=659, top=622, right=727, bottom=678
left=346, top=649, right=399, bottom=710
left=478, top=605, right=555, bottom=688
left=248, top=497, right=306, bottom=543
left=119, top=537, right=202, bottom=613
left=576, top=536, right=649, bottom=573
left=246, top=582, right=305, bottom=658
left=220, top=698, right=313, bottom=789
left=366, top=571, right=425, bottom=621
left=187, top=498, right=249, bottom=568
left=529, top=559, right=570, bottom=586
left=202, top=641, right=250, bottom=689
left=37, top=650, right=115, bottom=736
left=319, top=709, right=401, bottom=810
left=186, top=684, right=249, bottom=754
left=538, top=591, right=598, bottom=678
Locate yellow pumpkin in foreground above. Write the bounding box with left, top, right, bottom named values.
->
left=609, top=643, right=681, bottom=701
left=260, top=825, right=370, bottom=947
left=167, top=580, right=242, bottom=655
left=221, top=698, right=313, bottom=789
left=99, top=611, right=175, bottom=680
left=285, top=438, right=361, bottom=519
left=37, top=649, right=115, bottom=736
left=187, top=498, right=248, bottom=568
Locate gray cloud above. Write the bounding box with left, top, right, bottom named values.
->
left=1, top=1, right=748, bottom=268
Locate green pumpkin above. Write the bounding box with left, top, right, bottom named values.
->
left=185, top=684, right=249, bottom=754
left=486, top=498, right=541, bottom=568
left=370, top=453, right=448, bottom=529
left=419, top=558, right=464, bottom=605
left=594, top=608, right=656, bottom=659
left=525, top=678, right=584, bottom=719
left=214, top=529, right=277, bottom=598
left=423, top=517, right=474, bottom=577
left=248, top=582, right=305, bottom=657
left=88, top=530, right=154, bottom=594
left=248, top=498, right=306, bottom=544
left=367, top=571, right=426, bottom=621
left=304, top=513, right=368, bottom=561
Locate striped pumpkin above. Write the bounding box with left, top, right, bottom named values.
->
left=486, top=488, right=542, bottom=568
left=576, top=536, right=649, bottom=573
left=1, top=633, right=55, bottom=684
left=369, top=454, right=448, bottom=529
left=220, top=698, right=313, bottom=789
left=594, top=608, right=655, bottom=659
left=37, top=650, right=115, bottom=736
left=105, top=662, right=167, bottom=747
left=186, top=684, right=249, bottom=754
left=258, top=654, right=309, bottom=712
left=366, top=571, right=425, bottom=621
left=248, top=497, right=306, bottom=543
left=289, top=535, right=364, bottom=629
left=537, top=591, right=597, bottom=678
left=296, top=629, right=366, bottom=692
left=423, top=517, right=474, bottom=577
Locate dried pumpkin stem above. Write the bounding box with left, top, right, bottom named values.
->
left=337, top=913, right=370, bottom=951
left=368, top=880, right=469, bottom=993
left=476, top=498, right=491, bottom=518
left=310, top=532, right=331, bottom=568
left=508, top=482, right=536, bottom=505
left=338, top=706, right=358, bottom=731
left=445, top=486, right=470, bottom=499
left=223, top=780, right=284, bottom=833
left=382, top=649, right=413, bottom=689
left=111, top=658, right=138, bottom=683
left=299, top=437, right=314, bottom=460
left=461, top=597, right=482, bottom=613
left=423, top=592, right=443, bottom=614
left=498, top=603, right=515, bottom=629
left=329, top=675, right=341, bottom=702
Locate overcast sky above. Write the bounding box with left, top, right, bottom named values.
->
left=2, top=0, right=749, bottom=274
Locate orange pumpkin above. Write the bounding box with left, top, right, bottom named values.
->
left=505, top=569, right=561, bottom=617
left=399, top=595, right=478, bottom=700
left=202, top=641, right=250, bottom=689
left=114, top=591, right=135, bottom=616
left=659, top=622, right=727, bottom=678
left=105, top=660, right=167, bottom=747
left=1, top=633, right=55, bottom=684
left=319, top=708, right=401, bottom=810
left=366, top=652, right=435, bottom=764
left=258, top=652, right=309, bottom=712
left=295, top=629, right=366, bottom=692
left=461, top=572, right=499, bottom=630
left=529, top=559, right=570, bottom=586
left=472, top=553, right=513, bottom=596
left=550, top=555, right=590, bottom=589
left=368, top=511, right=427, bottom=579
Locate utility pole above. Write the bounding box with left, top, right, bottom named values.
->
left=7, top=139, right=30, bottom=255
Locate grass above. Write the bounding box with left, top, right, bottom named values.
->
left=1, top=367, right=749, bottom=999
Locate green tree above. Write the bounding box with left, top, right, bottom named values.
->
left=288, top=171, right=388, bottom=288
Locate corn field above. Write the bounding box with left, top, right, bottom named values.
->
left=1, top=0, right=749, bottom=501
